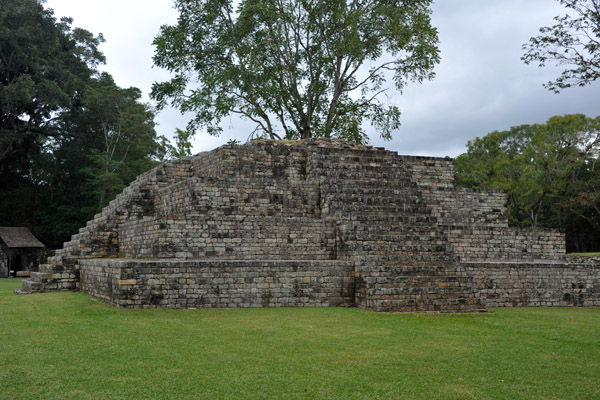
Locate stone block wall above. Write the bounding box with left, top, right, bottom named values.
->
left=223, top=142, right=310, bottom=180
left=402, top=155, right=566, bottom=262
left=118, top=217, right=161, bottom=259
left=355, top=259, right=483, bottom=312
left=191, top=147, right=231, bottom=177
left=454, top=228, right=566, bottom=261
left=119, top=215, right=337, bottom=260
left=154, top=177, right=320, bottom=218
left=466, top=261, right=600, bottom=307
left=20, top=139, right=598, bottom=312
left=429, top=188, right=508, bottom=228
left=80, top=259, right=355, bottom=308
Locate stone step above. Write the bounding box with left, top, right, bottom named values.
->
left=314, top=163, right=406, bottom=175
left=367, top=298, right=486, bottom=313
left=358, top=256, right=459, bottom=265
left=344, top=233, right=433, bottom=244
left=310, top=151, right=399, bottom=163
left=351, top=248, right=449, bottom=258
left=363, top=277, right=472, bottom=289
left=332, top=205, right=434, bottom=216
left=29, top=271, right=55, bottom=281
left=22, top=279, right=42, bottom=291
left=362, top=267, right=467, bottom=278
left=338, top=215, right=434, bottom=224
left=360, top=259, right=461, bottom=268
left=47, top=254, right=78, bottom=264
left=320, top=172, right=412, bottom=182
left=364, top=288, right=476, bottom=299
left=348, top=220, right=441, bottom=229
left=326, top=187, right=418, bottom=197
left=351, top=253, right=453, bottom=263
left=343, top=232, right=446, bottom=242
left=349, top=246, right=450, bottom=255
left=347, top=238, right=447, bottom=248
left=337, top=218, right=440, bottom=229
left=322, top=179, right=417, bottom=190
left=327, top=198, right=427, bottom=210
left=185, top=205, right=318, bottom=219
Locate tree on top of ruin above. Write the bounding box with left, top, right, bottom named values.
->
left=151, top=0, right=440, bottom=144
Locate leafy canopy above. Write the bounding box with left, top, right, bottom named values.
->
left=0, top=0, right=105, bottom=167
left=0, top=0, right=172, bottom=246
left=455, top=114, right=600, bottom=230
left=522, top=0, right=600, bottom=92
left=152, top=0, right=439, bottom=143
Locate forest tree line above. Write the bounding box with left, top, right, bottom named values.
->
left=0, top=0, right=183, bottom=247
left=455, top=114, right=600, bottom=253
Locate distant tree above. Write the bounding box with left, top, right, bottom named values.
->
left=152, top=0, right=440, bottom=143
left=558, top=164, right=600, bottom=251
left=522, top=0, right=600, bottom=92
left=0, top=0, right=104, bottom=168
left=0, top=1, right=172, bottom=246
left=455, top=114, right=600, bottom=231
left=0, top=0, right=103, bottom=241
left=34, top=73, right=170, bottom=245
left=80, top=73, right=166, bottom=208
left=170, top=128, right=194, bottom=158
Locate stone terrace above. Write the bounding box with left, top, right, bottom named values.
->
left=17, top=139, right=599, bottom=311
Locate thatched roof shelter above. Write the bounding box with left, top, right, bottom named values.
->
left=0, top=227, right=44, bottom=248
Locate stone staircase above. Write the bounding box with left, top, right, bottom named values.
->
left=16, top=139, right=486, bottom=312
left=308, top=145, right=485, bottom=312
left=16, top=158, right=194, bottom=294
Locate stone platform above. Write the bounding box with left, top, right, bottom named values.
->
left=16, top=139, right=599, bottom=311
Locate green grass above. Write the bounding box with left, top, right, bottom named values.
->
left=567, top=252, right=600, bottom=257
left=1, top=279, right=599, bottom=400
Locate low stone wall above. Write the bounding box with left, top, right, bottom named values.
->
left=455, top=228, right=566, bottom=261
left=466, top=261, right=600, bottom=307
left=566, top=255, right=600, bottom=264
left=119, top=216, right=338, bottom=260
left=154, top=176, right=321, bottom=218
left=80, top=259, right=355, bottom=308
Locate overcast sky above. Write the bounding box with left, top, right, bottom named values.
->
left=45, top=0, right=600, bottom=157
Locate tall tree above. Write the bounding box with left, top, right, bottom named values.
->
left=522, top=0, right=600, bottom=92
left=0, top=1, right=171, bottom=246
left=0, top=0, right=104, bottom=168
left=34, top=73, right=170, bottom=246
left=81, top=73, right=166, bottom=208
left=0, top=0, right=103, bottom=239
left=152, top=0, right=439, bottom=143
left=455, top=114, right=600, bottom=231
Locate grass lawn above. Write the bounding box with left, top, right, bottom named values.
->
left=1, top=279, right=599, bottom=399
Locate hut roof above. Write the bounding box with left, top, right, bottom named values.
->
left=0, top=227, right=45, bottom=248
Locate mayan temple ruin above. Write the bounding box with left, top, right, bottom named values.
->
left=16, top=139, right=600, bottom=311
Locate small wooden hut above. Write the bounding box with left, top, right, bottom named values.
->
left=0, top=227, right=45, bottom=278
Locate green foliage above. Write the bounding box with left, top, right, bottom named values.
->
left=152, top=0, right=440, bottom=143
left=0, top=2, right=171, bottom=247
left=1, top=279, right=600, bottom=399
left=456, top=114, right=600, bottom=250
left=78, top=73, right=165, bottom=208
left=0, top=0, right=104, bottom=166
left=522, top=0, right=600, bottom=92
left=33, top=73, right=169, bottom=244
left=171, top=128, right=194, bottom=158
